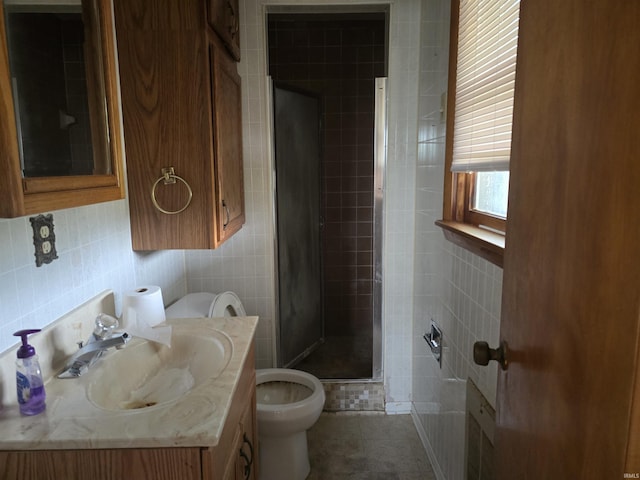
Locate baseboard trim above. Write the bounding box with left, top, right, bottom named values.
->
left=411, top=404, right=446, bottom=480
left=385, top=401, right=412, bottom=414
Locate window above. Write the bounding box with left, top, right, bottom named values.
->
left=437, top=0, right=520, bottom=266
left=464, top=171, right=509, bottom=232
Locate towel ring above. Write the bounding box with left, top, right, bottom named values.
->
left=151, top=167, right=193, bottom=215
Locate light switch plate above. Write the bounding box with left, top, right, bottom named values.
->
left=30, top=213, right=58, bottom=267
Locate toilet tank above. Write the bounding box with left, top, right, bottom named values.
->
left=165, top=292, right=246, bottom=318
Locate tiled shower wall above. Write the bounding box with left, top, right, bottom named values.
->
left=267, top=15, right=386, bottom=337
left=411, top=0, right=503, bottom=478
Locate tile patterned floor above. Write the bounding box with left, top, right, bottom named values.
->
left=306, top=413, right=437, bottom=480
left=321, top=382, right=385, bottom=412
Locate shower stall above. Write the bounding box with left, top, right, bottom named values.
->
left=268, top=10, right=388, bottom=382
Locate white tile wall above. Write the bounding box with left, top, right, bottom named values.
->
left=383, top=0, right=422, bottom=410
left=0, top=200, right=186, bottom=354
left=412, top=0, right=503, bottom=478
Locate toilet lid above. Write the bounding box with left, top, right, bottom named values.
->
left=210, top=291, right=246, bottom=317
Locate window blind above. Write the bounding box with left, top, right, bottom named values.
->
left=450, top=0, right=520, bottom=172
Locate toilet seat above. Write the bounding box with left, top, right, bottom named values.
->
left=258, top=380, right=313, bottom=404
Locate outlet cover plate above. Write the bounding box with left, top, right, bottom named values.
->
left=30, top=214, right=58, bottom=267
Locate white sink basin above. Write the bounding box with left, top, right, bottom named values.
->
left=86, top=329, right=232, bottom=411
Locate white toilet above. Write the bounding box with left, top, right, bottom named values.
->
left=165, top=292, right=325, bottom=480
left=256, top=368, right=325, bottom=480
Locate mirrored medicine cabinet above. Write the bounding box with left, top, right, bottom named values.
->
left=0, top=0, right=124, bottom=217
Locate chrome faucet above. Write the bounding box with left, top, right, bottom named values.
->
left=58, top=314, right=130, bottom=378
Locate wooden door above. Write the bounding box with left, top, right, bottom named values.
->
left=495, top=1, right=640, bottom=477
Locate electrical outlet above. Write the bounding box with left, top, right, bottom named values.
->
left=30, top=214, right=58, bottom=267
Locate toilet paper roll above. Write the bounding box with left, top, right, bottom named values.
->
left=122, top=286, right=166, bottom=328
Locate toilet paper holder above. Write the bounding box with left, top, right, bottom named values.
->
left=423, top=322, right=442, bottom=368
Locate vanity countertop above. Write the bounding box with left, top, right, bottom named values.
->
left=0, top=295, right=258, bottom=450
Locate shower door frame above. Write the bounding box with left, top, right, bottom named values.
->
left=266, top=6, right=388, bottom=382
left=371, top=77, right=387, bottom=381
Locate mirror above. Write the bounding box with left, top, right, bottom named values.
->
left=4, top=0, right=111, bottom=178
left=0, top=0, right=124, bottom=217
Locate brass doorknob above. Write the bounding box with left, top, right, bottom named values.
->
left=473, top=341, right=508, bottom=370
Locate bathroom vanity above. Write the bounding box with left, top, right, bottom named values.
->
left=0, top=292, right=259, bottom=480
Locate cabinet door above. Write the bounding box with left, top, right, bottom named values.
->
left=235, top=386, right=257, bottom=480
left=210, top=40, right=245, bottom=246
left=208, top=0, right=240, bottom=61
left=115, top=0, right=218, bottom=250
left=201, top=349, right=255, bottom=480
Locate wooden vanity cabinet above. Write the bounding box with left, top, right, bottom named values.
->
left=0, top=345, right=258, bottom=480
left=113, top=0, right=244, bottom=250
left=207, top=0, right=241, bottom=61
left=203, top=346, right=258, bottom=480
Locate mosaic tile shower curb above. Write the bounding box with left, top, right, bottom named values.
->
left=322, top=382, right=385, bottom=411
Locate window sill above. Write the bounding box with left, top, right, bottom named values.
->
left=435, top=220, right=504, bottom=268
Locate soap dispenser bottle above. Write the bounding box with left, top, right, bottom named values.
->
left=13, top=329, right=46, bottom=416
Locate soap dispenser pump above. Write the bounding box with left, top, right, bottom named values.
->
left=13, top=329, right=46, bottom=416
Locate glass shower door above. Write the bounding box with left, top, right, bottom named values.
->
left=273, top=83, right=324, bottom=368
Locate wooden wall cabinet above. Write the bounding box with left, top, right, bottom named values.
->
left=0, top=0, right=125, bottom=218
left=114, top=0, right=244, bottom=250
left=208, top=0, right=241, bottom=61
left=0, top=345, right=258, bottom=480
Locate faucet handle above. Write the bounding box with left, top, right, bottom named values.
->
left=93, top=313, right=119, bottom=339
